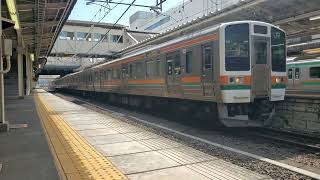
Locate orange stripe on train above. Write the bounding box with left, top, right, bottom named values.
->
left=181, top=76, right=201, bottom=83
left=219, top=75, right=251, bottom=85
left=128, top=79, right=165, bottom=84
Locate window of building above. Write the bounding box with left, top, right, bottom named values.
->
left=288, top=68, right=293, bottom=79
left=76, top=32, right=86, bottom=41
left=111, top=35, right=123, bottom=43
left=295, top=68, right=300, bottom=79
left=186, top=51, right=193, bottom=73
left=85, top=33, right=92, bottom=41
left=93, top=33, right=101, bottom=41
left=59, top=31, right=67, bottom=40
left=59, top=31, right=75, bottom=40
left=102, top=34, right=108, bottom=42
left=310, top=67, right=320, bottom=78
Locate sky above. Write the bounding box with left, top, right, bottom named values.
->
left=68, top=0, right=185, bottom=26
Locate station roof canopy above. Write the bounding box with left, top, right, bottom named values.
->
left=1, top=0, right=77, bottom=60
left=122, top=0, right=320, bottom=55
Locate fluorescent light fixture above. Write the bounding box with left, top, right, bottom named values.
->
left=310, top=15, right=320, bottom=21
left=6, top=0, right=20, bottom=30
left=30, top=53, right=35, bottom=61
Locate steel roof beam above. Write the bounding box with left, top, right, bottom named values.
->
left=274, top=9, right=320, bottom=25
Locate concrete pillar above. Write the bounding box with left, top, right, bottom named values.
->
left=17, top=50, right=23, bottom=98
left=17, top=31, right=24, bottom=98
left=25, top=52, right=31, bottom=95
left=0, top=2, right=8, bottom=131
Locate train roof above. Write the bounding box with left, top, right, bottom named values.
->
left=287, top=59, right=320, bottom=64
left=287, top=59, right=320, bottom=68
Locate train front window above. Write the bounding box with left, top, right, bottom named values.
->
left=271, top=27, right=286, bottom=72
left=255, top=41, right=268, bottom=64
left=225, top=23, right=250, bottom=71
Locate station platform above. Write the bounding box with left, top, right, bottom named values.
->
left=0, top=94, right=59, bottom=179
left=1, top=89, right=272, bottom=180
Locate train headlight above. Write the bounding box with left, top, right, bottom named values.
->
left=276, top=77, right=281, bottom=84
left=235, top=77, right=244, bottom=84
left=229, top=76, right=244, bottom=84
left=235, top=77, right=241, bottom=84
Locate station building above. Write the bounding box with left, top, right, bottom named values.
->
left=49, top=20, right=156, bottom=69
left=129, top=0, right=241, bottom=32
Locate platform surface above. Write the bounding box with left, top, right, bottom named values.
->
left=36, top=90, right=271, bottom=180
left=0, top=95, right=59, bottom=180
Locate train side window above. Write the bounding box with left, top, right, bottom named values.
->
left=136, top=62, right=144, bottom=79
left=174, top=54, right=181, bottom=75
left=112, top=68, right=117, bottom=79
left=107, top=69, right=112, bottom=80
left=288, top=68, right=293, bottom=79
left=166, top=55, right=173, bottom=75
left=146, top=61, right=153, bottom=77
left=122, top=66, right=128, bottom=79
left=155, top=59, right=160, bottom=76
left=186, top=51, right=193, bottom=74
left=203, top=45, right=212, bottom=69
left=117, top=68, right=121, bottom=79
left=129, top=64, right=133, bottom=78
left=310, top=67, right=320, bottom=78
left=295, top=68, right=300, bottom=79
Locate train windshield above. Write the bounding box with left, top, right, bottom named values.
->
left=225, top=23, right=250, bottom=71
left=271, top=27, right=286, bottom=72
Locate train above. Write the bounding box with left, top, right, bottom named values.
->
left=53, top=20, right=287, bottom=127
left=286, top=59, right=320, bottom=95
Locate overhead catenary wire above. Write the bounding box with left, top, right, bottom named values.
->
left=70, top=0, right=125, bottom=60
left=84, top=0, right=137, bottom=56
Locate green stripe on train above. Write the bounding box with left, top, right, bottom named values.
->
left=128, top=84, right=163, bottom=87
left=220, top=85, right=251, bottom=90
left=287, top=61, right=320, bottom=68
left=302, top=81, right=320, bottom=85
left=182, top=83, right=201, bottom=87
left=271, top=84, right=286, bottom=89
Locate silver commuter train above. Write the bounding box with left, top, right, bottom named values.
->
left=286, top=59, right=320, bottom=95
left=53, top=20, right=287, bottom=127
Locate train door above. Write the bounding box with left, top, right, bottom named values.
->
left=287, top=68, right=294, bottom=89
left=166, top=52, right=182, bottom=96
left=293, top=67, right=301, bottom=88
left=251, top=37, right=271, bottom=97
left=201, top=44, right=214, bottom=96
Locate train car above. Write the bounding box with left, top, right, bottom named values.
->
left=54, top=20, right=287, bottom=127
left=286, top=59, right=320, bottom=95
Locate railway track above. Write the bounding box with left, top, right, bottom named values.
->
left=250, top=128, right=320, bottom=152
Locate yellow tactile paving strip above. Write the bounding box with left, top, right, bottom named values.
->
left=34, top=93, right=127, bottom=180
